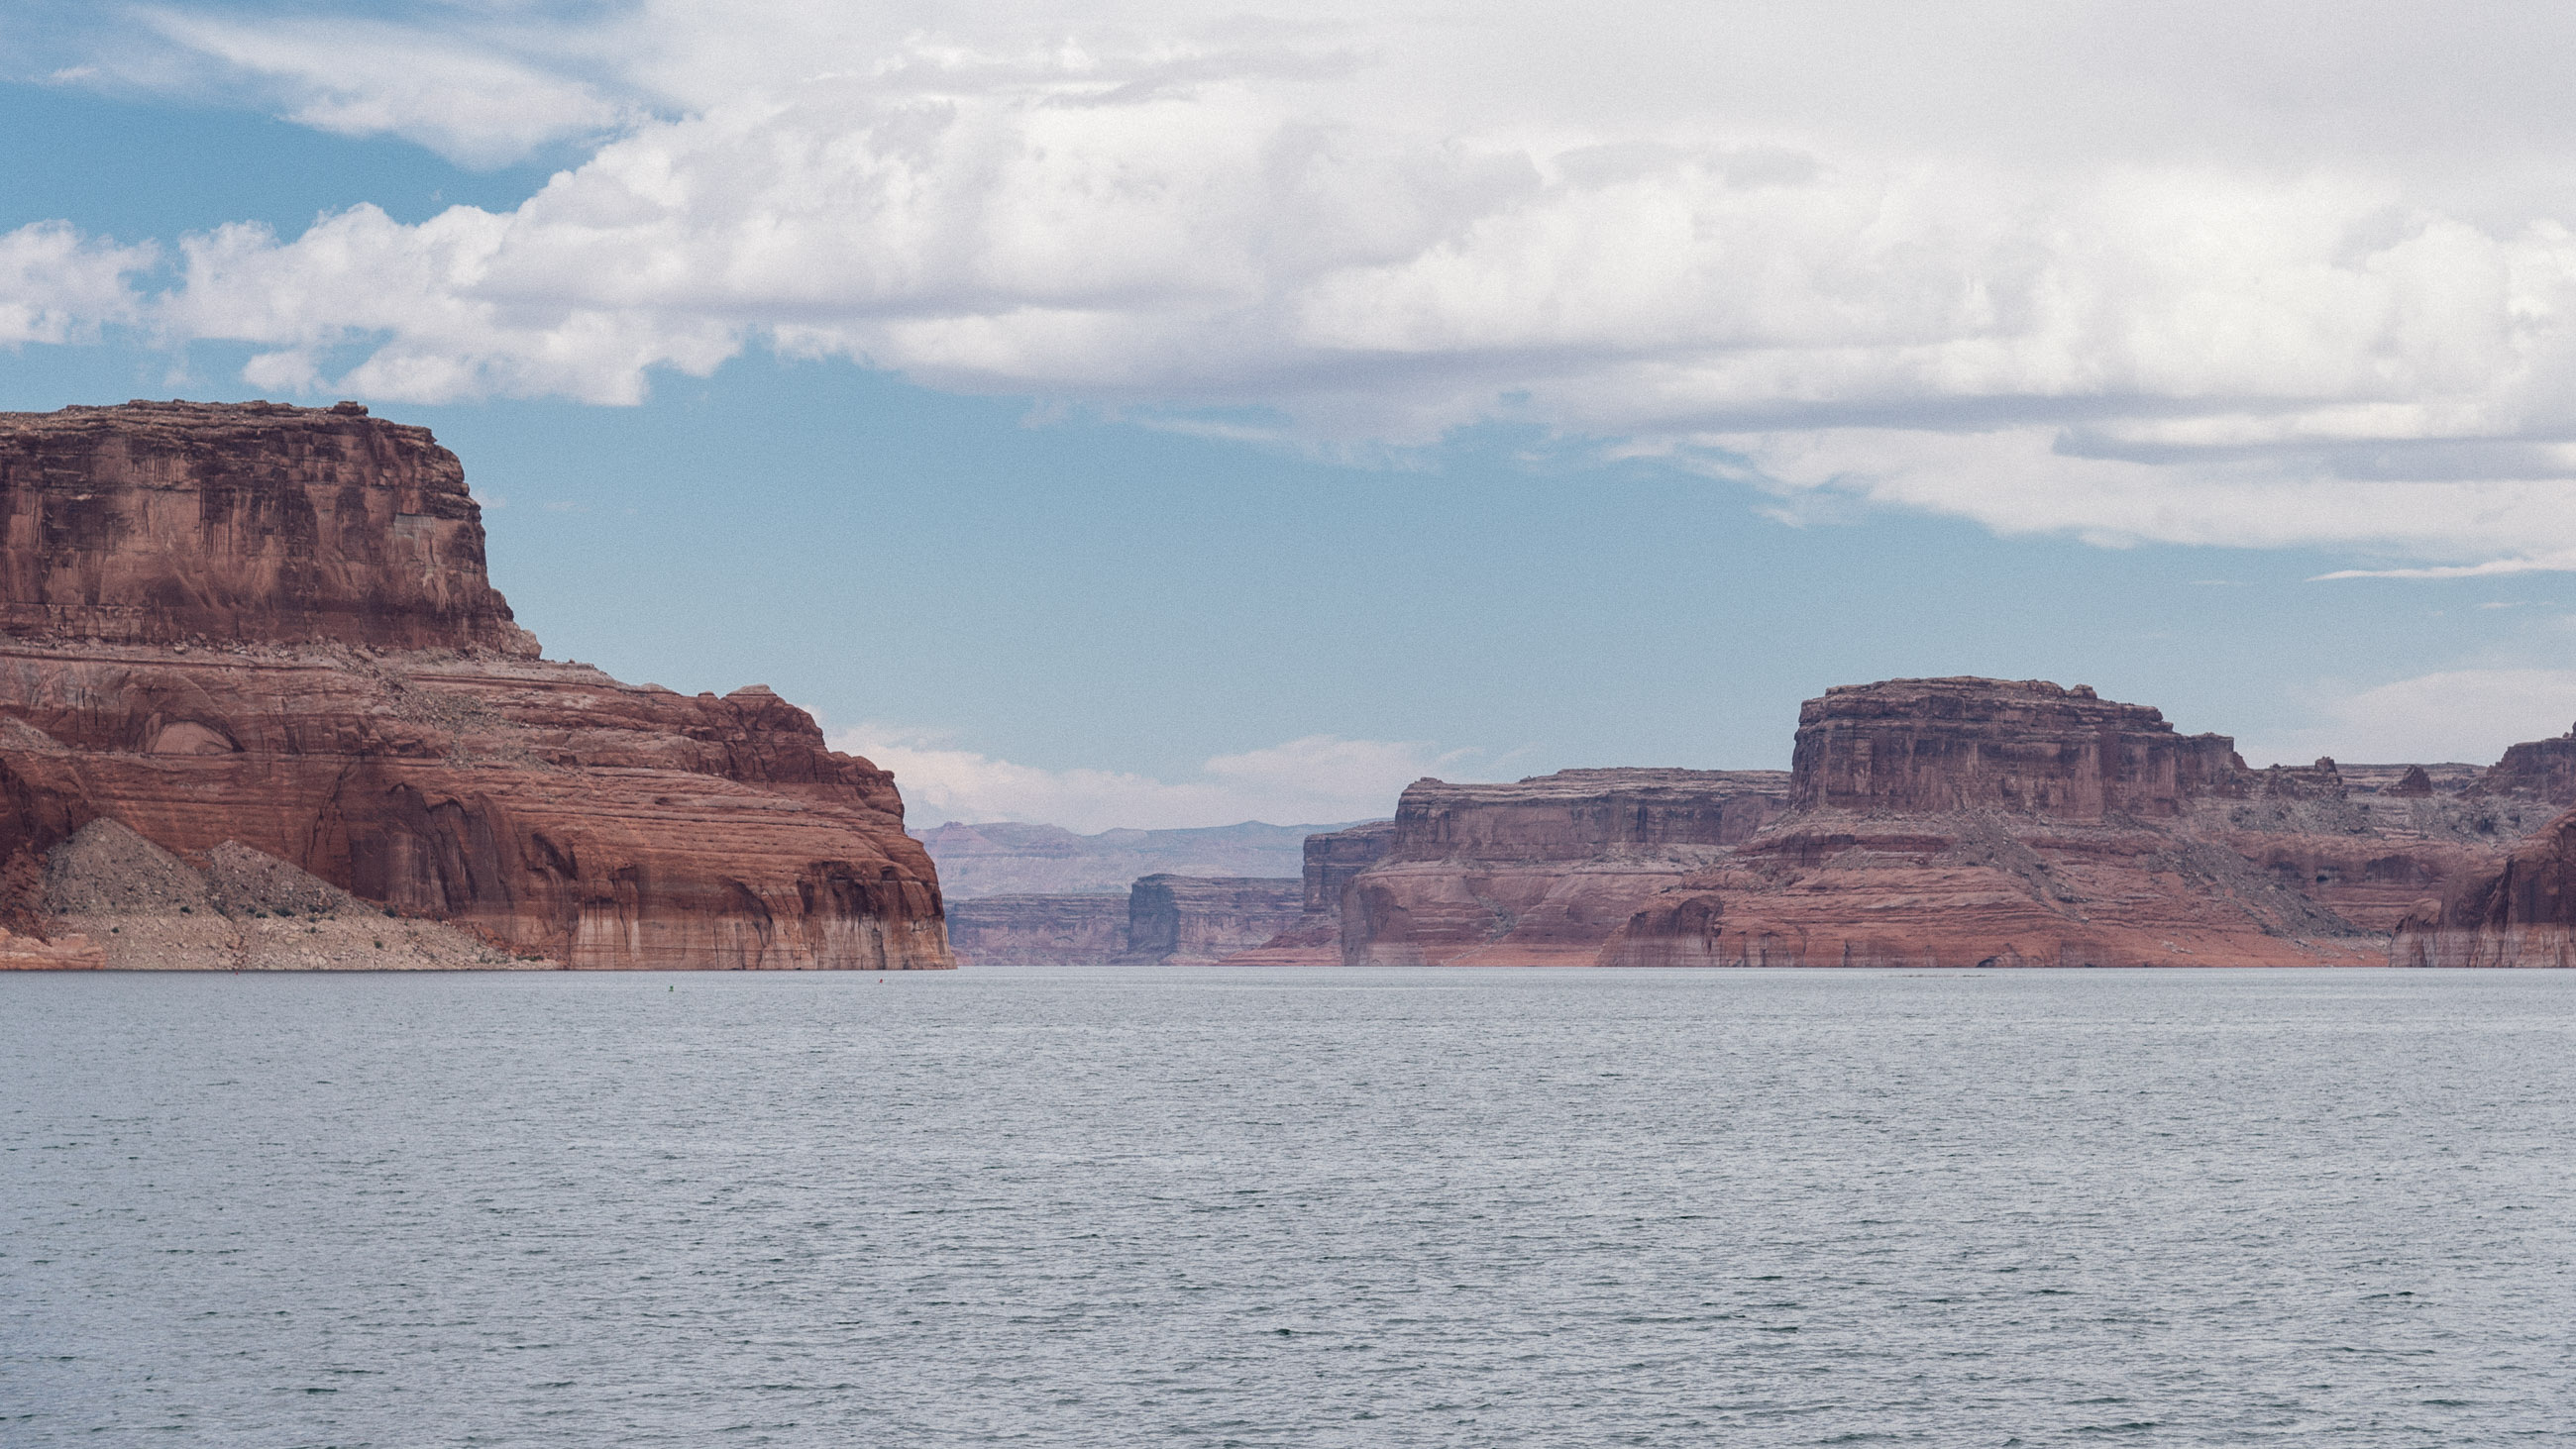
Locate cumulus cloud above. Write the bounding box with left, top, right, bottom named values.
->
left=0, top=223, right=155, bottom=345
left=26, top=2, right=2576, bottom=567
left=2248, top=668, right=2576, bottom=766
left=834, top=728, right=1484, bottom=833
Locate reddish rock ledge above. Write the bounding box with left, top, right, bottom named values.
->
left=0, top=400, right=950, bottom=970
left=1307, top=678, right=2539, bottom=969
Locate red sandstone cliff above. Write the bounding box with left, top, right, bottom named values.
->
left=1605, top=679, right=2500, bottom=968
left=0, top=401, right=949, bottom=970
left=945, top=874, right=1303, bottom=965
left=1120, top=874, right=1304, bottom=965
left=1335, top=769, right=1793, bottom=966
left=1309, top=678, right=2522, bottom=969
left=1222, top=818, right=1394, bottom=965
left=945, top=893, right=1127, bottom=966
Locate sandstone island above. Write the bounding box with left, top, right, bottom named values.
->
left=12, top=400, right=2576, bottom=973
left=0, top=400, right=951, bottom=970
left=947, top=678, right=2576, bottom=970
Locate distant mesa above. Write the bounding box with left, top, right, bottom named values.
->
left=913, top=819, right=1347, bottom=897
left=8, top=402, right=2568, bottom=973
left=1206, top=677, right=2572, bottom=971
left=0, top=400, right=949, bottom=971
left=947, top=873, right=1303, bottom=966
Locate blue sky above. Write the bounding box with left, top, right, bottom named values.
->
left=7, top=2, right=2576, bottom=830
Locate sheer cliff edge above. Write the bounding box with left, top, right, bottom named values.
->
left=0, top=400, right=951, bottom=970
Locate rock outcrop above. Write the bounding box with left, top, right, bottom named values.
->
left=945, top=893, right=1127, bottom=966
left=1222, top=819, right=1394, bottom=965
left=1605, top=679, right=2499, bottom=968
left=914, top=818, right=1337, bottom=896
left=0, top=401, right=950, bottom=970
left=942, top=874, right=1302, bottom=964
left=43, top=818, right=528, bottom=970
left=2470, top=726, right=2576, bottom=805
left=1299, top=678, right=2527, bottom=969
left=1788, top=676, right=2243, bottom=818
left=1337, top=769, right=1794, bottom=966
left=2388, top=804, right=2576, bottom=967
left=1121, top=874, right=1304, bottom=965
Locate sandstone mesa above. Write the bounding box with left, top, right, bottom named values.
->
left=0, top=400, right=951, bottom=970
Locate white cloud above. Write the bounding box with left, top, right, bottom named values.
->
left=2248, top=668, right=2576, bottom=766
left=0, top=223, right=155, bottom=345
left=30, top=2, right=2576, bottom=568
left=136, top=8, right=635, bottom=167
left=834, top=728, right=1481, bottom=832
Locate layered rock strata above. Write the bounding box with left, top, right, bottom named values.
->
left=44, top=818, right=528, bottom=970
left=1337, top=770, right=1794, bottom=966
left=1121, top=874, right=1304, bottom=965
left=945, top=893, right=1127, bottom=966
left=1606, top=679, right=2508, bottom=968
left=1223, top=819, right=1394, bottom=966
left=942, top=874, right=1303, bottom=965
left=1313, top=678, right=2532, bottom=969
left=0, top=400, right=949, bottom=970
left=914, top=818, right=1332, bottom=897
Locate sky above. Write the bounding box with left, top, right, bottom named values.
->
left=8, top=1, right=2576, bottom=831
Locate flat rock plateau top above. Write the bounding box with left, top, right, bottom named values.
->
left=0, top=400, right=951, bottom=970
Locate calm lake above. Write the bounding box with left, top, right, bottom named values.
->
left=6, top=967, right=2572, bottom=1446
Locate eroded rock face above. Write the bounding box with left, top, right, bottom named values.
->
left=1337, top=770, right=1793, bottom=966
left=2472, top=728, right=2576, bottom=805
left=0, top=400, right=535, bottom=654
left=913, top=819, right=1327, bottom=897
left=2390, top=804, right=2576, bottom=966
left=945, top=893, right=1127, bottom=966
left=1788, top=677, right=2246, bottom=818
left=1224, top=819, right=1394, bottom=966
left=1331, top=678, right=2527, bottom=969
left=0, top=401, right=949, bottom=970
left=1122, top=875, right=1304, bottom=965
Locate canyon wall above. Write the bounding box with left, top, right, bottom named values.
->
left=1338, top=769, right=1794, bottom=966
left=943, top=874, right=1303, bottom=964
left=914, top=818, right=1331, bottom=896
left=1787, top=676, right=2245, bottom=818
left=2388, top=808, right=2576, bottom=967
left=1606, top=679, right=2518, bottom=968
left=1122, top=874, right=1305, bottom=965
left=945, top=893, right=1127, bottom=966
left=1310, top=678, right=2530, bottom=969
left=0, top=400, right=950, bottom=970
left=1223, top=819, right=1395, bottom=966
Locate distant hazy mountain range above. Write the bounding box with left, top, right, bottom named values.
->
left=912, top=820, right=1356, bottom=898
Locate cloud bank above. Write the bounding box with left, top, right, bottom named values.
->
left=16, top=3, right=2576, bottom=566
left=834, top=728, right=1482, bottom=833
left=2249, top=666, right=2576, bottom=767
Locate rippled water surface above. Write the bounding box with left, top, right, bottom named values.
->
left=6, top=968, right=2574, bottom=1446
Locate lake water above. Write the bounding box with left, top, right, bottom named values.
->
left=5, top=968, right=2572, bottom=1446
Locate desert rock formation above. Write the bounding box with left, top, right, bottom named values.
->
left=1299, top=678, right=2539, bottom=969
left=1222, top=819, right=1396, bottom=965
left=1120, top=874, right=1304, bottom=965
left=915, top=818, right=1339, bottom=897
left=943, top=874, right=1302, bottom=965
left=1337, top=770, right=1794, bottom=966
left=0, top=401, right=949, bottom=970
left=944, top=893, right=1128, bottom=966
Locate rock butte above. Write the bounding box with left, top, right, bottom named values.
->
left=0, top=400, right=949, bottom=970
left=1233, top=678, right=2576, bottom=969
left=943, top=874, right=1301, bottom=966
